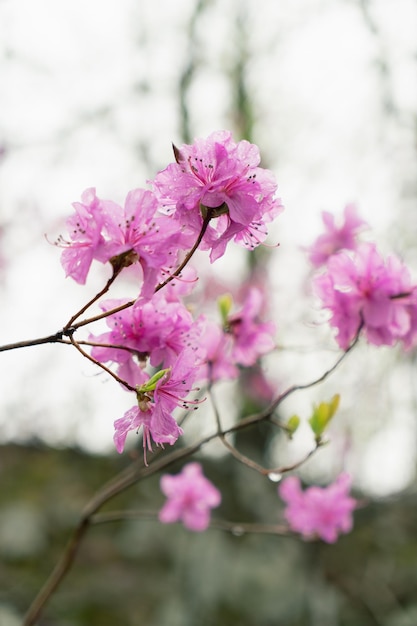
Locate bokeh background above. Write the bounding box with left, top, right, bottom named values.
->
left=1, top=1, right=417, bottom=624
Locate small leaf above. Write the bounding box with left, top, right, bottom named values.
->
left=286, top=415, right=300, bottom=439
left=308, top=394, right=340, bottom=441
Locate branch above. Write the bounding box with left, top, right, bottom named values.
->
left=0, top=332, right=67, bottom=353
left=63, top=266, right=121, bottom=331
left=23, top=329, right=361, bottom=625
left=90, top=509, right=291, bottom=537
left=0, top=215, right=212, bottom=353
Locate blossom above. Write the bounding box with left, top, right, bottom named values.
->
left=90, top=292, right=200, bottom=387
left=159, top=462, right=221, bottom=531
left=57, top=187, right=188, bottom=294
left=113, top=350, right=200, bottom=457
left=152, top=130, right=283, bottom=261
left=113, top=402, right=183, bottom=457
left=279, top=473, right=357, bottom=543
left=307, top=204, right=368, bottom=267
left=314, top=242, right=417, bottom=349
left=58, top=188, right=106, bottom=284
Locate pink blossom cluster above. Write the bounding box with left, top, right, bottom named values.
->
left=152, top=130, right=283, bottom=262
left=94, top=285, right=276, bottom=456
left=159, top=462, right=221, bottom=531
left=314, top=242, right=417, bottom=349
left=89, top=290, right=200, bottom=388
left=54, top=131, right=416, bottom=543
left=58, top=187, right=187, bottom=298
left=279, top=473, right=357, bottom=543
left=58, top=131, right=282, bottom=292
left=54, top=132, right=282, bottom=460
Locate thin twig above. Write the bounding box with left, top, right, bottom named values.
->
left=90, top=509, right=290, bottom=536
left=68, top=335, right=135, bottom=391
left=63, top=267, right=121, bottom=331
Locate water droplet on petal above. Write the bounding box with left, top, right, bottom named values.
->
left=267, top=472, right=283, bottom=483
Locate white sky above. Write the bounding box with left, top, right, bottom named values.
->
left=0, top=0, right=416, bottom=495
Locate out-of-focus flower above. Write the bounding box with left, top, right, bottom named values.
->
left=307, top=204, right=368, bottom=267
left=279, top=473, right=356, bottom=543
left=314, top=242, right=417, bottom=349
left=159, top=462, right=221, bottom=531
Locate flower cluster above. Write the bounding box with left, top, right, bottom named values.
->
left=54, top=132, right=282, bottom=461
left=58, top=131, right=282, bottom=289
left=314, top=242, right=417, bottom=349
left=152, top=130, right=283, bottom=262
left=159, top=463, right=221, bottom=531
left=53, top=132, right=386, bottom=545
left=89, top=290, right=200, bottom=388
left=58, top=187, right=188, bottom=297
left=279, top=473, right=357, bottom=543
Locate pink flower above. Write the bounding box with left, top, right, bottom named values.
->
left=57, top=187, right=189, bottom=294
left=279, top=473, right=357, bottom=543
left=307, top=204, right=368, bottom=267
left=58, top=188, right=106, bottom=284
left=159, top=462, right=221, bottom=531
left=113, top=402, right=183, bottom=458
left=152, top=130, right=283, bottom=261
left=90, top=293, right=200, bottom=387
left=314, top=243, right=417, bottom=349
left=113, top=350, right=200, bottom=458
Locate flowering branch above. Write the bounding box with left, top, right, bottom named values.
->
left=22, top=330, right=360, bottom=625
left=7, top=130, right=416, bottom=624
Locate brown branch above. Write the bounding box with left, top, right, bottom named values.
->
left=63, top=267, right=121, bottom=331
left=68, top=335, right=135, bottom=391
left=23, top=327, right=362, bottom=624
left=0, top=332, right=67, bottom=353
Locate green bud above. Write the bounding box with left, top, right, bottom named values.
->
left=308, top=394, right=340, bottom=442
left=137, top=368, right=170, bottom=394
left=286, top=415, right=300, bottom=439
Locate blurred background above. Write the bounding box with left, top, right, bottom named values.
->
left=0, top=0, right=417, bottom=624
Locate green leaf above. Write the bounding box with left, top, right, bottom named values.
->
left=308, top=394, right=340, bottom=441
left=286, top=415, right=300, bottom=439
